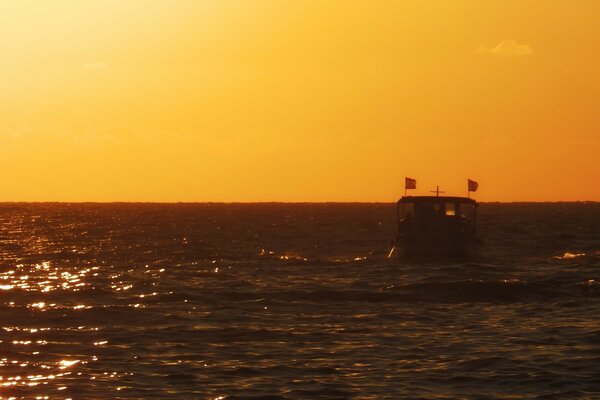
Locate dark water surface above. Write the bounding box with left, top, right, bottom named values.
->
left=1, top=203, right=599, bottom=399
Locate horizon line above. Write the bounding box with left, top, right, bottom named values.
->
left=0, top=200, right=598, bottom=205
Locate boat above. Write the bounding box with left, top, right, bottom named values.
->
left=392, top=183, right=479, bottom=260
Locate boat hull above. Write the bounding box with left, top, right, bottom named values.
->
left=395, top=231, right=479, bottom=261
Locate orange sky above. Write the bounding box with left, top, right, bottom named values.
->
left=1, top=0, right=599, bottom=202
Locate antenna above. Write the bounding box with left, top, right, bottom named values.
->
left=430, top=186, right=445, bottom=197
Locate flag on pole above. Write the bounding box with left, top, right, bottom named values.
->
left=468, top=179, right=479, bottom=192
left=405, top=177, right=417, bottom=190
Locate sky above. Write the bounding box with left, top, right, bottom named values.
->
left=1, top=0, right=599, bottom=202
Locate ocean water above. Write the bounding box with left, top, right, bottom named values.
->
left=0, top=202, right=599, bottom=399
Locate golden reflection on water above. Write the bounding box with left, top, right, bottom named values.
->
left=0, top=260, right=132, bottom=397
left=0, top=324, right=89, bottom=392
left=0, top=358, right=80, bottom=387
left=553, top=251, right=586, bottom=260
left=0, top=262, right=97, bottom=293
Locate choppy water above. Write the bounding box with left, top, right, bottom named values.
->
left=0, top=202, right=599, bottom=399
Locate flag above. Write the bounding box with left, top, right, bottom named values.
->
left=468, top=179, right=479, bottom=192
left=405, top=177, right=416, bottom=190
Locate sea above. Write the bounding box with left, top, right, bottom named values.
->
left=0, top=202, right=599, bottom=399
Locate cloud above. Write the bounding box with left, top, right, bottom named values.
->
left=476, top=40, right=532, bottom=58
left=82, top=61, right=108, bottom=70
left=1, top=123, right=121, bottom=147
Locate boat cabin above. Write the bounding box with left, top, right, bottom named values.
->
left=396, top=196, right=478, bottom=259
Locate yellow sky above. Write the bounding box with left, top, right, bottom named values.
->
left=1, top=0, right=599, bottom=202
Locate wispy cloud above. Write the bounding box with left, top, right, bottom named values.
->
left=476, top=40, right=532, bottom=58
left=82, top=61, right=108, bottom=70
left=1, top=123, right=121, bottom=146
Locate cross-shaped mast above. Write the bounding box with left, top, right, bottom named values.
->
left=430, top=186, right=445, bottom=197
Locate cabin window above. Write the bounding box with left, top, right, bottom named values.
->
left=433, top=203, right=441, bottom=213
left=400, top=203, right=414, bottom=218
left=445, top=203, right=456, bottom=216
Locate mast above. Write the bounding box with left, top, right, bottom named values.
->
left=430, top=186, right=445, bottom=197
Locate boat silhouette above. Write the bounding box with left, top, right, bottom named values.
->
left=393, top=194, right=479, bottom=260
